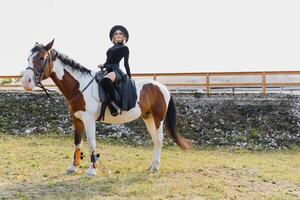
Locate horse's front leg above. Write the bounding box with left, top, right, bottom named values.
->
left=67, top=117, right=84, bottom=174
left=81, top=115, right=98, bottom=176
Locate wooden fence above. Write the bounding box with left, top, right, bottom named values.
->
left=1, top=71, right=300, bottom=95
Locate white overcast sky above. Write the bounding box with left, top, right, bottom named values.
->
left=0, top=0, right=300, bottom=75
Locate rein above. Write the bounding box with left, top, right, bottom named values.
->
left=37, top=83, right=55, bottom=100
left=67, top=76, right=95, bottom=103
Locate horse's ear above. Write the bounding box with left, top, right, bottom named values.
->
left=44, top=39, right=55, bottom=51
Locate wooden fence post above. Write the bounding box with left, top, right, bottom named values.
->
left=206, top=74, right=210, bottom=95
left=262, top=73, right=266, bottom=96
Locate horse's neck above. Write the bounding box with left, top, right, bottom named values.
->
left=50, top=59, right=89, bottom=99
left=52, top=59, right=83, bottom=82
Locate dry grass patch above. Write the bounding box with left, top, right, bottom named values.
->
left=0, top=134, right=299, bottom=200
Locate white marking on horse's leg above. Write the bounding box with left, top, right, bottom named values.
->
left=66, top=165, right=77, bottom=175
left=150, top=122, right=164, bottom=173
left=75, top=142, right=82, bottom=150
left=85, top=122, right=96, bottom=154
left=82, top=117, right=97, bottom=177
left=143, top=117, right=163, bottom=173
left=153, top=122, right=164, bottom=171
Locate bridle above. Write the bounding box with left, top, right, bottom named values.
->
left=26, top=49, right=53, bottom=83
left=26, top=50, right=55, bottom=99
left=25, top=48, right=95, bottom=102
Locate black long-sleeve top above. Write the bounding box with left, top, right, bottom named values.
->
left=103, top=43, right=131, bottom=78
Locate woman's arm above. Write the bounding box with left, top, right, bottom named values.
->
left=124, top=46, right=131, bottom=78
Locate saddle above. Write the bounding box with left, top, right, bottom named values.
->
left=95, top=69, right=137, bottom=121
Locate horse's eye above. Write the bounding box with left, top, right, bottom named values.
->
left=40, top=57, right=44, bottom=60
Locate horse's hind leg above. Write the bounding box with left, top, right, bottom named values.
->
left=67, top=116, right=84, bottom=175
left=143, top=117, right=164, bottom=173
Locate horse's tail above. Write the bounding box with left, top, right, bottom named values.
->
left=164, top=95, right=192, bottom=150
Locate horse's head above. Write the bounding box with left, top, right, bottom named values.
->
left=22, top=39, right=55, bottom=91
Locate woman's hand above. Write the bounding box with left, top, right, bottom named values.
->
left=97, top=64, right=104, bottom=68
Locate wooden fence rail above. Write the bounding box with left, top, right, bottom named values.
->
left=1, top=71, right=300, bottom=95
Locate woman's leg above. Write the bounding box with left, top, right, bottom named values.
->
left=104, top=71, right=116, bottom=82
left=101, top=71, right=121, bottom=115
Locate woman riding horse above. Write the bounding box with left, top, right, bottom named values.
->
left=98, top=25, right=131, bottom=116
left=22, top=37, right=191, bottom=176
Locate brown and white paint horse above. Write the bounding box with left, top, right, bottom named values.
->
left=21, top=40, right=191, bottom=176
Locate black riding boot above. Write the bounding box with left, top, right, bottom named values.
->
left=101, top=77, right=121, bottom=116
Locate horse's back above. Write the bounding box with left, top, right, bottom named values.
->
left=135, top=79, right=171, bottom=104
left=136, top=78, right=169, bottom=93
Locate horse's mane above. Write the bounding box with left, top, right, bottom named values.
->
left=54, top=50, right=92, bottom=75
left=31, top=44, right=92, bottom=76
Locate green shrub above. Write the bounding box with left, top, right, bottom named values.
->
left=0, top=78, right=13, bottom=85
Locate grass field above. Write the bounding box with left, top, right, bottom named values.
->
left=0, top=134, right=299, bottom=200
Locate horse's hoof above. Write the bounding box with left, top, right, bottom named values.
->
left=149, top=167, right=159, bottom=174
left=66, top=165, right=77, bottom=175
left=149, top=163, right=160, bottom=174
left=85, top=168, right=96, bottom=177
